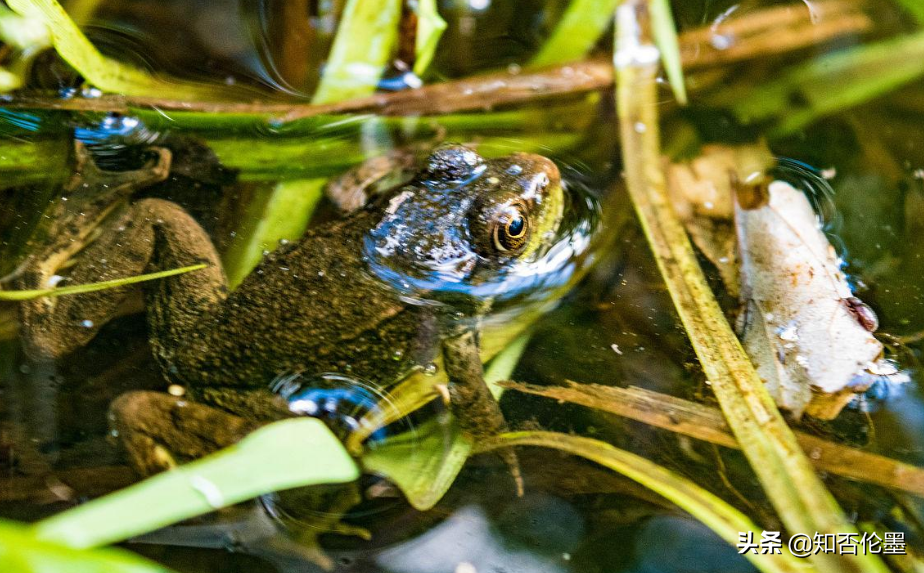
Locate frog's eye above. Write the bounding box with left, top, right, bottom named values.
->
left=492, top=204, right=530, bottom=253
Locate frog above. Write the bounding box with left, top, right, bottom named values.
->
left=16, top=140, right=565, bottom=495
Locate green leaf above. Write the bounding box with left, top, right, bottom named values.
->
left=6, top=0, right=219, bottom=100
left=483, top=432, right=811, bottom=573
left=413, top=0, right=447, bottom=76
left=727, top=31, right=924, bottom=135
left=895, top=0, right=924, bottom=25
left=650, top=0, right=687, bottom=104
left=363, top=419, right=473, bottom=511
left=312, top=0, right=403, bottom=104
left=361, top=335, right=529, bottom=510
left=222, top=178, right=325, bottom=289
left=0, top=520, right=176, bottom=573
left=0, top=264, right=207, bottom=301
left=530, top=0, right=621, bottom=68
left=34, top=418, right=358, bottom=549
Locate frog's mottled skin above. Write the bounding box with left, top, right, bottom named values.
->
left=18, top=143, right=564, bottom=485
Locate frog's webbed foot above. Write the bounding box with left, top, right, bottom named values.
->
left=109, top=391, right=260, bottom=476
left=442, top=329, right=524, bottom=496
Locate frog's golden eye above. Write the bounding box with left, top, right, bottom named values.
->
left=492, top=206, right=530, bottom=253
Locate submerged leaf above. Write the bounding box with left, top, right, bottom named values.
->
left=34, top=418, right=358, bottom=549
left=360, top=335, right=529, bottom=510
left=0, top=520, right=177, bottom=573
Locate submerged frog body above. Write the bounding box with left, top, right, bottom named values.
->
left=17, top=142, right=564, bottom=487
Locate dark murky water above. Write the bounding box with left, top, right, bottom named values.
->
left=3, top=1, right=924, bottom=572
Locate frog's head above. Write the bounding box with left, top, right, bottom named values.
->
left=365, top=144, right=565, bottom=300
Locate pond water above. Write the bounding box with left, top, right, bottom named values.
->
left=2, top=1, right=924, bottom=572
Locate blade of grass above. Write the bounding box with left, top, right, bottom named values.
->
left=502, top=381, right=924, bottom=498
left=530, top=0, right=622, bottom=68
left=650, top=0, right=686, bottom=104
left=614, top=3, right=887, bottom=573
left=413, top=0, right=447, bottom=76
left=6, top=0, right=223, bottom=100
left=0, top=264, right=206, bottom=301
left=312, top=0, right=403, bottom=104
left=0, top=519, right=178, bottom=573
left=33, top=418, right=358, bottom=549
left=481, top=431, right=813, bottom=573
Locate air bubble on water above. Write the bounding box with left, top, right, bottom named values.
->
left=634, top=122, right=646, bottom=133
left=48, top=275, right=64, bottom=287
left=80, top=319, right=94, bottom=328
left=392, top=349, right=404, bottom=361
left=279, top=239, right=289, bottom=246
left=777, top=322, right=799, bottom=342
left=18, top=363, right=30, bottom=374
left=423, top=362, right=438, bottom=375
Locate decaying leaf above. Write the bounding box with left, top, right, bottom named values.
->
left=666, top=144, right=775, bottom=296
left=668, top=146, right=905, bottom=419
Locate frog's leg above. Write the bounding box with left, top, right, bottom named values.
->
left=19, top=195, right=227, bottom=359
left=442, top=328, right=523, bottom=495
left=109, top=391, right=260, bottom=475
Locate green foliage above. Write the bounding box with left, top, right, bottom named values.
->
left=34, top=418, right=358, bottom=549
left=312, top=0, right=403, bottom=103
left=6, top=0, right=220, bottom=100
left=650, top=0, right=687, bottom=104
left=361, top=335, right=529, bottom=510
left=0, top=264, right=207, bottom=301
left=530, top=0, right=621, bottom=67
left=413, top=0, right=447, bottom=76
left=222, top=179, right=325, bottom=289
left=728, top=31, right=924, bottom=136
left=0, top=520, right=177, bottom=573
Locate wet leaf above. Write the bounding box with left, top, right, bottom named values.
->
left=736, top=180, right=903, bottom=419
left=0, top=264, right=207, bottom=301
left=0, top=519, right=177, bottom=573
left=481, top=432, right=810, bottom=573
left=412, top=0, right=447, bottom=76
left=6, top=0, right=220, bottom=100
left=34, top=418, right=358, bottom=549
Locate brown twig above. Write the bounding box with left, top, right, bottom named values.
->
left=0, top=0, right=869, bottom=119
left=501, top=381, right=924, bottom=499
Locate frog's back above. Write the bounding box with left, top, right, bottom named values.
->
left=157, top=210, right=434, bottom=392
